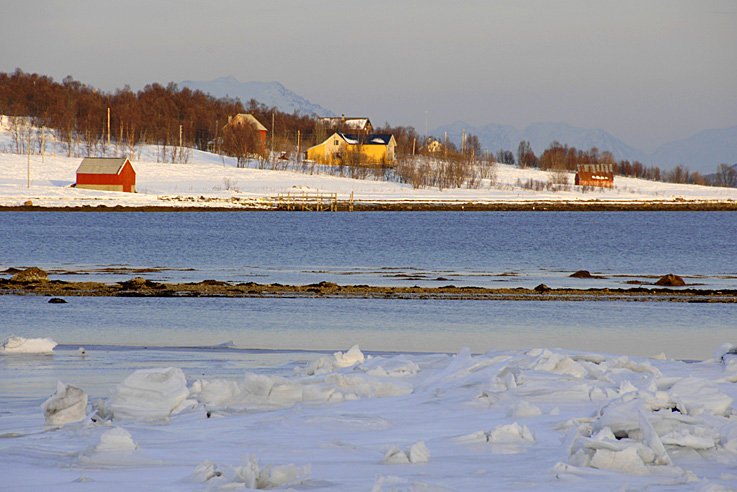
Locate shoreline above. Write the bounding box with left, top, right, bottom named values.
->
left=2, top=278, right=736, bottom=302
left=2, top=200, right=737, bottom=212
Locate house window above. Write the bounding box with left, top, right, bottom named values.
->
left=334, top=140, right=338, bottom=146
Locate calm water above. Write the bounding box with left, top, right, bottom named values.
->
left=2, top=211, right=736, bottom=287
left=1, top=211, right=736, bottom=359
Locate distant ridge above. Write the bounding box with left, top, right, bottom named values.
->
left=180, top=76, right=335, bottom=117
left=430, top=121, right=737, bottom=174
left=650, top=125, right=737, bottom=173
left=430, top=121, right=647, bottom=164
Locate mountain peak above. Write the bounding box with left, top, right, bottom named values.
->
left=180, top=77, right=334, bottom=117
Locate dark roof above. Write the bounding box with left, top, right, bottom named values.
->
left=76, top=158, right=133, bottom=175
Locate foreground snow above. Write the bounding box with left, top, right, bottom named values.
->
left=1, top=124, right=736, bottom=208
left=2, top=340, right=737, bottom=491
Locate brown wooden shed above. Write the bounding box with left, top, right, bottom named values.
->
left=575, top=163, right=614, bottom=188
left=75, top=157, right=136, bottom=193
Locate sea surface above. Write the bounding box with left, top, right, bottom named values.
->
left=1, top=211, right=736, bottom=359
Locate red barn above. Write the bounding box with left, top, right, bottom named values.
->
left=575, top=163, right=614, bottom=188
left=75, top=157, right=136, bottom=193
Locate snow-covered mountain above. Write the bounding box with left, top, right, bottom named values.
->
left=430, top=121, right=648, bottom=164
left=180, top=76, right=334, bottom=117
left=650, top=125, right=737, bottom=174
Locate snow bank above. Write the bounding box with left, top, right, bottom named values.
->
left=1, top=335, right=56, bottom=354
left=190, top=345, right=413, bottom=412
left=41, top=381, right=88, bottom=425
left=110, top=367, right=194, bottom=420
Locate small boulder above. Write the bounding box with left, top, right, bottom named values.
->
left=119, top=277, right=147, bottom=289
left=48, top=297, right=67, bottom=304
left=11, top=267, right=49, bottom=283
left=570, top=270, right=593, bottom=278
left=655, top=274, right=686, bottom=286
left=534, top=284, right=551, bottom=292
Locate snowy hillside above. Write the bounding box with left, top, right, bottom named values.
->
left=180, top=76, right=335, bottom=117
left=1, top=119, right=736, bottom=209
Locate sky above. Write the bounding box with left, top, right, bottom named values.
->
left=1, top=0, right=736, bottom=153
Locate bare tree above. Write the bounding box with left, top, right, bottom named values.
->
left=516, top=140, right=536, bottom=169
left=715, top=163, right=737, bottom=187
left=222, top=123, right=261, bottom=167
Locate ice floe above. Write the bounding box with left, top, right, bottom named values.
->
left=110, top=367, right=195, bottom=420
left=1, top=334, right=56, bottom=354
left=3, top=344, right=737, bottom=490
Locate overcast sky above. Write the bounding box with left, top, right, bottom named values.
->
left=2, top=0, right=735, bottom=152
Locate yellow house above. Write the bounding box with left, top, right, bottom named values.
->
left=306, top=132, right=397, bottom=165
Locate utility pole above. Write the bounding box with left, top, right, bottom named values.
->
left=271, top=112, right=275, bottom=156
left=297, top=130, right=301, bottom=162
left=179, top=125, right=183, bottom=163
left=27, top=131, right=31, bottom=188
left=107, top=107, right=111, bottom=148
left=42, top=127, right=45, bottom=163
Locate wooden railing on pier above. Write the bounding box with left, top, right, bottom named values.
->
left=274, top=190, right=340, bottom=211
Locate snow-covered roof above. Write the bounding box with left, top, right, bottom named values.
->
left=338, top=133, right=394, bottom=146
left=76, top=158, right=132, bottom=175
left=318, top=117, right=372, bottom=131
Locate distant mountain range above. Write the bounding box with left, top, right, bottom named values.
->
left=180, top=76, right=335, bottom=118
left=429, top=121, right=648, bottom=164
left=180, top=77, right=734, bottom=174
left=430, top=121, right=737, bottom=175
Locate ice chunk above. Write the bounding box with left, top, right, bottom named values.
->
left=1, top=335, right=57, bottom=354
left=41, top=381, right=88, bottom=425
left=382, top=441, right=430, bottom=464
left=408, top=441, right=431, bottom=463
left=302, top=344, right=366, bottom=375
left=334, top=344, right=365, bottom=368
left=525, top=349, right=589, bottom=378
left=570, top=428, right=660, bottom=475
left=201, top=455, right=310, bottom=489
left=192, top=459, right=222, bottom=482
left=712, top=343, right=735, bottom=361
left=638, top=410, right=671, bottom=466
left=110, top=367, right=193, bottom=420
left=94, top=427, right=137, bottom=453
left=488, top=422, right=536, bottom=444
left=666, top=378, right=733, bottom=416
left=508, top=400, right=543, bottom=418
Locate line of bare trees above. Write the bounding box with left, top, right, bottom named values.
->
left=0, top=69, right=321, bottom=162
left=513, top=140, right=735, bottom=187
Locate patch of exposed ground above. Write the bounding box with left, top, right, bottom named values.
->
left=1, top=276, right=735, bottom=303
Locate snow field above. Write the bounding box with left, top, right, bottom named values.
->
left=2, top=118, right=737, bottom=208
left=2, top=339, right=737, bottom=490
